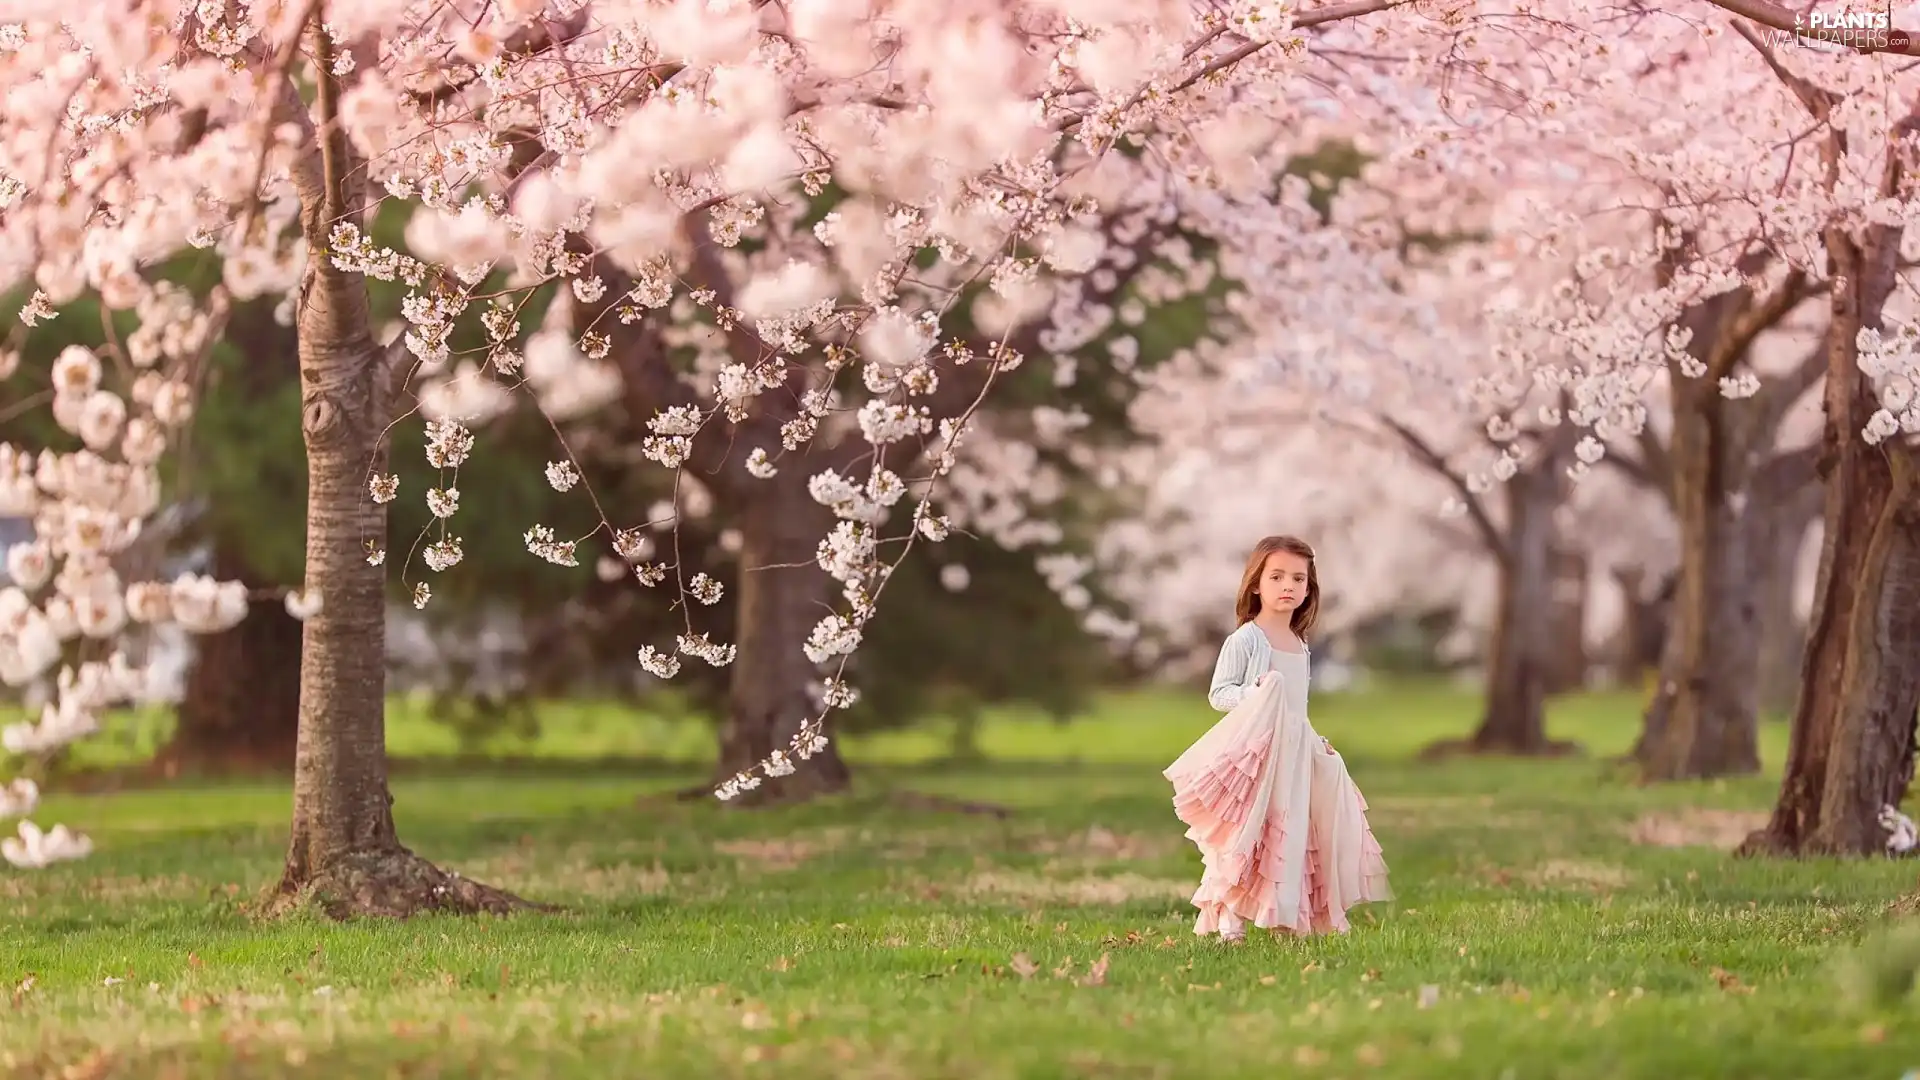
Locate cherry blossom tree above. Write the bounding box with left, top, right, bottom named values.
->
left=1731, top=28, right=1920, bottom=853
left=1508, top=4, right=1920, bottom=839
left=2, top=0, right=1509, bottom=913
left=0, top=290, right=250, bottom=868
left=1362, top=0, right=1920, bottom=842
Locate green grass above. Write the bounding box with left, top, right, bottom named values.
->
left=5, top=683, right=1920, bottom=1079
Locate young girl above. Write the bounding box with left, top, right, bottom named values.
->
left=1163, top=535, right=1391, bottom=942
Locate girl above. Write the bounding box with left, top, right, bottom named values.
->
left=1163, top=535, right=1391, bottom=943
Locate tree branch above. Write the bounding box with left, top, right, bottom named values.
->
left=1730, top=20, right=1840, bottom=118
left=575, top=256, right=737, bottom=487
left=1379, top=415, right=1512, bottom=567
left=1711, top=0, right=1920, bottom=57
left=1708, top=269, right=1812, bottom=380
left=851, top=214, right=1177, bottom=472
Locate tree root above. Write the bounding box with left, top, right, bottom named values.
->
left=267, top=848, right=559, bottom=921
left=1733, top=826, right=1796, bottom=859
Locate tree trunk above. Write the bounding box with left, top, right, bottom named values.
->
left=269, top=39, right=533, bottom=918
left=1607, top=567, right=1668, bottom=686
left=1459, top=453, right=1577, bottom=755
left=1753, top=474, right=1820, bottom=719
left=1544, top=544, right=1589, bottom=694
left=1742, top=442, right=1920, bottom=855
left=1742, top=212, right=1920, bottom=858
left=160, top=539, right=302, bottom=775
left=713, top=468, right=852, bottom=804
left=1636, top=384, right=1764, bottom=781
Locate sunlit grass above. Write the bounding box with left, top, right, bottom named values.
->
left=0, top=683, right=1911, bottom=1079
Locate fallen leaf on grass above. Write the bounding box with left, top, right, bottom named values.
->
left=1009, top=953, right=1039, bottom=980
left=1710, top=967, right=1753, bottom=994
left=1079, top=953, right=1110, bottom=987
left=60, top=1049, right=114, bottom=1080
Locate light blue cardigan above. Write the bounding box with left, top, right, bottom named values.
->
left=1206, top=621, right=1310, bottom=712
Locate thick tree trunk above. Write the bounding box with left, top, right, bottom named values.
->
left=1753, top=476, right=1820, bottom=719
left=1544, top=545, right=1589, bottom=694
left=713, top=468, right=852, bottom=804
left=1742, top=212, right=1920, bottom=858
left=1741, top=443, right=1920, bottom=854
left=1637, top=384, right=1763, bottom=780
left=1460, top=455, right=1577, bottom=755
left=269, top=40, right=533, bottom=918
left=160, top=540, right=303, bottom=775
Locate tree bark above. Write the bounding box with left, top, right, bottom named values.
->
left=1636, top=379, right=1765, bottom=781
left=1464, top=450, right=1578, bottom=755
left=1742, top=444, right=1920, bottom=855
left=712, top=467, right=852, bottom=803
left=160, top=539, right=303, bottom=775
left=268, top=33, right=534, bottom=918
left=1742, top=143, right=1920, bottom=855
left=1607, top=567, right=1670, bottom=687
left=1743, top=275, right=1920, bottom=854
left=1753, top=461, right=1821, bottom=718
left=1543, top=544, right=1589, bottom=694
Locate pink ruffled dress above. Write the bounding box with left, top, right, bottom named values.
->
left=1164, top=622, right=1391, bottom=938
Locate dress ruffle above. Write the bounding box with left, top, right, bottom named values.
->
left=1166, top=703, right=1391, bottom=937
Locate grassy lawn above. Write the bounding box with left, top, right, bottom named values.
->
left=5, top=683, right=1920, bottom=1078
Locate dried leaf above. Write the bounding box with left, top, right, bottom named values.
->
left=1009, top=953, right=1039, bottom=979
left=1079, top=952, right=1110, bottom=987
left=1709, top=967, right=1752, bottom=994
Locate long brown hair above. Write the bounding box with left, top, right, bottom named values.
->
left=1234, top=534, right=1320, bottom=640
